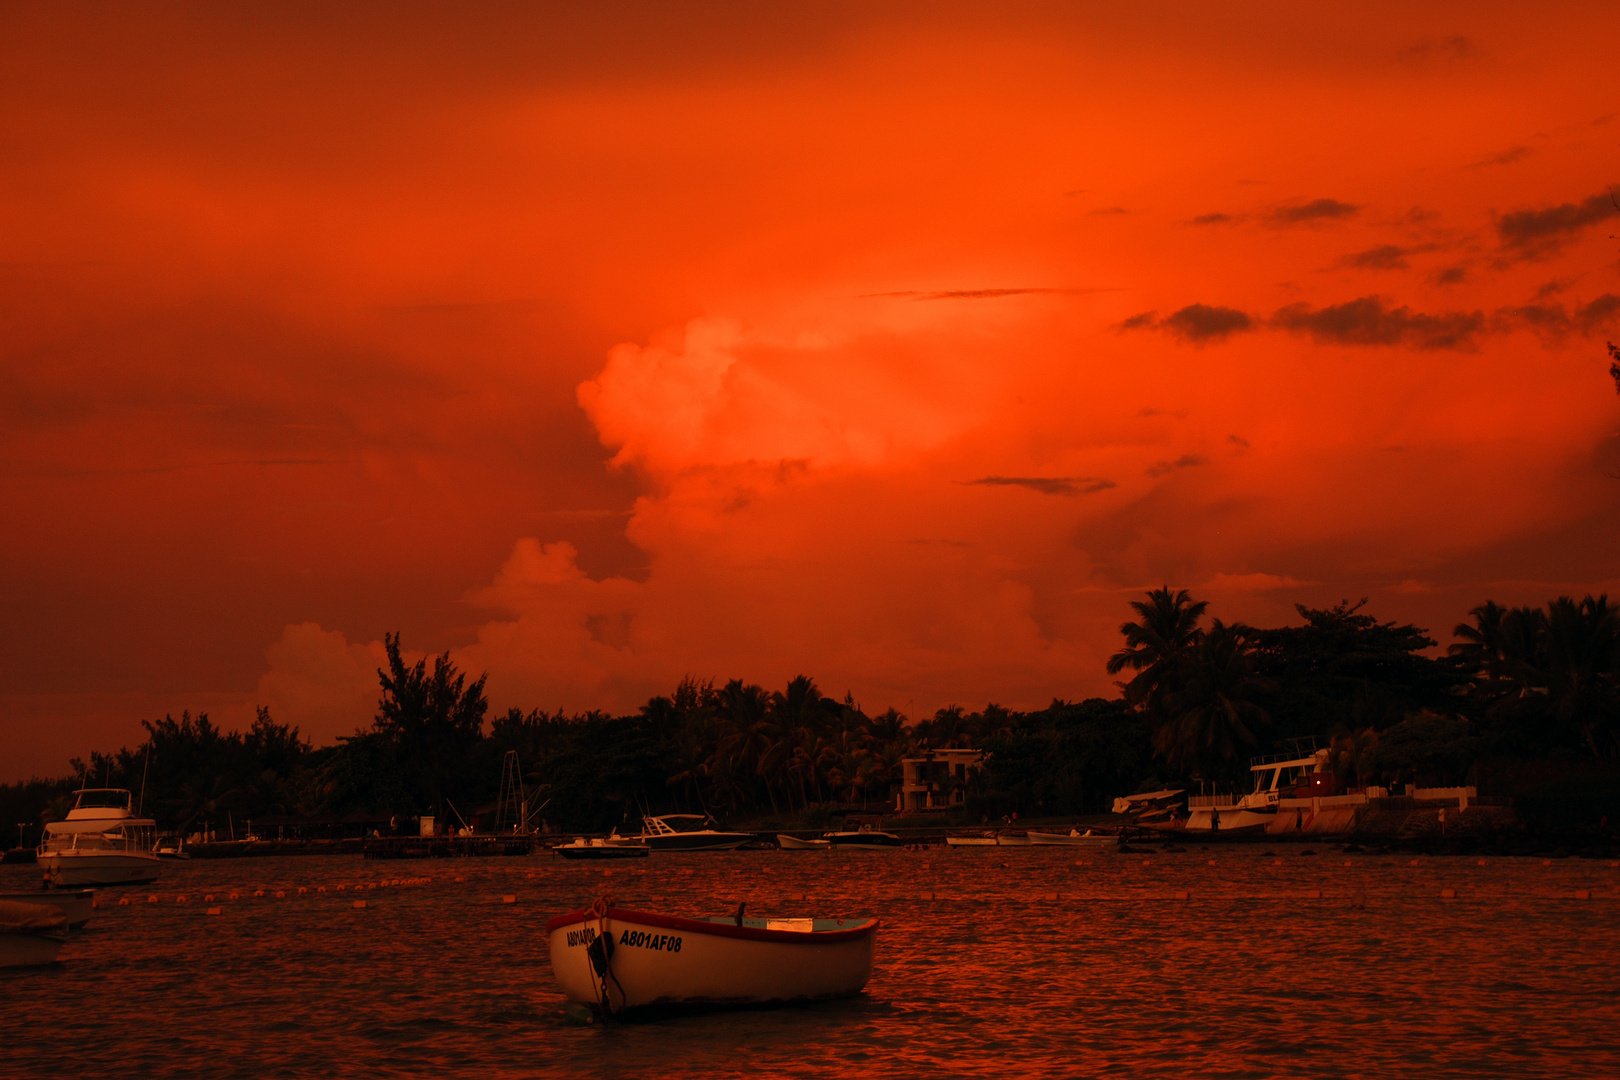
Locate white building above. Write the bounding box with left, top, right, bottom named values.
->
left=896, top=749, right=984, bottom=812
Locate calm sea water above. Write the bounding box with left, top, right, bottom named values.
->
left=3, top=846, right=1617, bottom=1078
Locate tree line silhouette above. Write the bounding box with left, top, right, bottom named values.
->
left=3, top=588, right=1616, bottom=844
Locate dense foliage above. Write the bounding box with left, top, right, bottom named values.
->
left=3, top=588, right=1616, bottom=843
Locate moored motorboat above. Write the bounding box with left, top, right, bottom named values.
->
left=553, top=837, right=651, bottom=860
left=548, top=903, right=878, bottom=1014
left=0, top=900, right=70, bottom=968
left=775, top=834, right=831, bottom=850
left=626, top=815, right=755, bottom=852
left=37, top=789, right=160, bottom=887
left=154, top=835, right=191, bottom=860
left=0, top=889, right=95, bottom=929
left=1027, top=828, right=1115, bottom=846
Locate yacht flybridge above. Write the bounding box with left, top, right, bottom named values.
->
left=1182, top=746, right=1332, bottom=832
left=37, top=789, right=161, bottom=887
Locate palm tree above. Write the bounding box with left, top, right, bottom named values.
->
left=1107, top=586, right=1209, bottom=718
left=1539, top=595, right=1620, bottom=757
left=1450, top=601, right=1510, bottom=687
left=1153, top=620, right=1272, bottom=775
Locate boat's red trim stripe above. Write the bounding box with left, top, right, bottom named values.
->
left=544, top=907, right=880, bottom=942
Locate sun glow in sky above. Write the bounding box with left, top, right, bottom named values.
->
left=3, top=3, right=1618, bottom=778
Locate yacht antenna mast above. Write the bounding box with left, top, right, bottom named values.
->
left=138, top=747, right=151, bottom=815
left=495, top=750, right=526, bottom=834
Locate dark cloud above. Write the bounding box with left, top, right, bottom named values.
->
left=1090, top=206, right=1131, bottom=216
left=1271, top=295, right=1485, bottom=350
left=1266, top=199, right=1358, bottom=227
left=1227, top=434, right=1250, bottom=450
left=1495, top=189, right=1620, bottom=259
left=861, top=287, right=1110, bottom=301
left=1469, top=145, right=1531, bottom=168
left=1146, top=454, right=1206, bottom=478
left=1435, top=266, right=1467, bottom=285
left=1337, top=245, right=1413, bottom=271
left=1163, top=304, right=1254, bottom=343
left=1120, top=304, right=1254, bottom=344
left=1401, top=35, right=1474, bottom=61
left=1499, top=293, right=1620, bottom=342
left=965, top=475, right=1115, bottom=496
left=1189, top=212, right=1234, bottom=226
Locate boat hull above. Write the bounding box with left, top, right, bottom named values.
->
left=555, top=844, right=650, bottom=860
left=945, top=836, right=998, bottom=847
left=776, top=835, right=830, bottom=850
left=641, top=833, right=754, bottom=852
left=0, top=933, right=65, bottom=968
left=0, top=890, right=95, bottom=929
left=1182, top=807, right=1274, bottom=833
left=548, top=907, right=877, bottom=1013
left=38, top=852, right=161, bottom=887
left=1027, top=831, right=1116, bottom=846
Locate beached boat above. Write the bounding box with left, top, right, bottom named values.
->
left=1027, top=828, right=1115, bottom=846
left=547, top=903, right=879, bottom=1014
left=554, top=837, right=650, bottom=860
left=0, top=889, right=95, bottom=929
left=0, top=900, right=69, bottom=968
left=37, top=789, right=160, bottom=887
left=775, top=834, right=831, bottom=850
left=626, top=815, right=754, bottom=852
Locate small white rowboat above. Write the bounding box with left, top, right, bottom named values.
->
left=0, top=900, right=69, bottom=968
left=775, top=834, right=831, bottom=850
left=548, top=904, right=879, bottom=1014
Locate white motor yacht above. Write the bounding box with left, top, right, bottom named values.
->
left=1181, top=747, right=1331, bottom=832
left=37, top=789, right=161, bottom=887
left=626, top=815, right=754, bottom=852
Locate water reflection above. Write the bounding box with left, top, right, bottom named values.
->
left=3, top=848, right=1616, bottom=1078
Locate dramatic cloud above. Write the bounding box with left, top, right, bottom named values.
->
left=1496, top=190, right=1620, bottom=260
left=966, top=476, right=1116, bottom=496
left=1266, top=199, right=1359, bottom=226
left=1271, top=296, right=1485, bottom=349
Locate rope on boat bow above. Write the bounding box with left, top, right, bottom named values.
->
left=585, top=895, right=623, bottom=1019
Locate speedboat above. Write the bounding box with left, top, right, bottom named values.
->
left=1027, top=828, right=1116, bottom=846
left=0, top=889, right=95, bottom=929
left=554, top=837, right=651, bottom=860
left=823, top=826, right=904, bottom=851
left=154, top=835, right=191, bottom=860
left=0, top=900, right=69, bottom=967
left=548, top=903, right=878, bottom=1014
left=37, top=789, right=160, bottom=887
left=775, top=834, right=830, bottom=850
left=626, top=815, right=754, bottom=852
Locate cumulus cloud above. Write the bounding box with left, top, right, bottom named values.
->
left=1496, top=190, right=1620, bottom=260
left=1266, top=199, right=1359, bottom=227
left=966, top=475, right=1115, bottom=496
left=1271, top=295, right=1485, bottom=349
left=256, top=623, right=387, bottom=745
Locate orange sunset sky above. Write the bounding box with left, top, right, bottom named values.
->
left=3, top=4, right=1618, bottom=780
